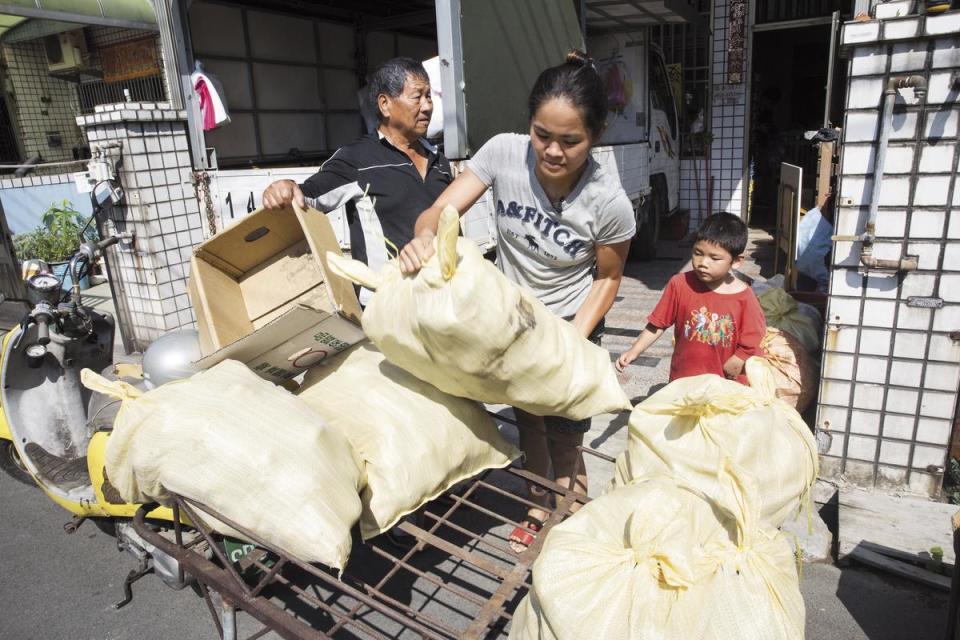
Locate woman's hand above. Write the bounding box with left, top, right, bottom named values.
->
left=262, top=179, right=305, bottom=209
left=398, top=230, right=437, bottom=274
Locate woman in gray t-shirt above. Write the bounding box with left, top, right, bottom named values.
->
left=399, top=50, right=635, bottom=553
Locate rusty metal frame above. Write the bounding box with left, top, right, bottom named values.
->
left=133, top=430, right=615, bottom=640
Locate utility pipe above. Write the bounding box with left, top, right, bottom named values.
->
left=860, top=75, right=927, bottom=272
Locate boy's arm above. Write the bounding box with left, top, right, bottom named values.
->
left=617, top=276, right=679, bottom=372
left=723, top=294, right=768, bottom=378
left=616, top=323, right=666, bottom=371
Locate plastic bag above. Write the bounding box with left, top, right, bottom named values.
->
left=510, top=470, right=805, bottom=640
left=325, top=206, right=631, bottom=420
left=795, top=207, right=832, bottom=293
left=760, top=328, right=818, bottom=413
left=83, top=360, right=363, bottom=572
left=612, top=358, right=818, bottom=529
left=758, top=287, right=821, bottom=353
left=297, top=342, right=520, bottom=539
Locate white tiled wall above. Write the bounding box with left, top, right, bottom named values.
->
left=675, top=0, right=750, bottom=226
left=2, top=40, right=81, bottom=162
left=2, top=26, right=162, bottom=164
left=817, top=19, right=960, bottom=497
left=710, top=0, right=748, bottom=218
left=679, top=158, right=706, bottom=224
left=77, top=104, right=201, bottom=351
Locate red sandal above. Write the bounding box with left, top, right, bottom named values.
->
left=508, top=516, right=544, bottom=553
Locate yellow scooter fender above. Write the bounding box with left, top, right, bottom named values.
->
left=87, top=431, right=179, bottom=523
left=0, top=329, right=15, bottom=442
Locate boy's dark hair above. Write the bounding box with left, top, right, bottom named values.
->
left=694, top=212, right=748, bottom=257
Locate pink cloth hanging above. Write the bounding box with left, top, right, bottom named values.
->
left=194, top=76, right=216, bottom=131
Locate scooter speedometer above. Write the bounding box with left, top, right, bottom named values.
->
left=26, top=273, right=61, bottom=305
left=25, top=343, right=47, bottom=368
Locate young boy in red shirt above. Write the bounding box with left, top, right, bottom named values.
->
left=616, top=212, right=766, bottom=384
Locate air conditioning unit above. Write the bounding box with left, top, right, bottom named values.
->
left=43, top=30, right=87, bottom=73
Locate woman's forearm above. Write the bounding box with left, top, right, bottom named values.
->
left=413, top=205, right=444, bottom=237
left=414, top=170, right=490, bottom=237
left=572, top=276, right=621, bottom=338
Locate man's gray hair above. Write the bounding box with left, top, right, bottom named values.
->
left=368, top=57, right=429, bottom=122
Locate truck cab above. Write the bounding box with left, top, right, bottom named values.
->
left=187, top=0, right=692, bottom=260
left=584, top=32, right=681, bottom=259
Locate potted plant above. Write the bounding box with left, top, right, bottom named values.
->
left=13, top=200, right=98, bottom=291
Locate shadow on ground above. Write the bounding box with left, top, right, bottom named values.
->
left=832, top=565, right=948, bottom=639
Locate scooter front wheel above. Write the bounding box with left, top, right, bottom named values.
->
left=0, top=440, right=33, bottom=486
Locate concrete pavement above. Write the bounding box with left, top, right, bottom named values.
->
left=0, top=237, right=951, bottom=639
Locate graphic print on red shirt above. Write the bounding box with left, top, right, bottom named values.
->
left=648, top=272, right=766, bottom=384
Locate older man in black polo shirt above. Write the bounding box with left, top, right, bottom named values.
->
left=262, top=57, right=452, bottom=303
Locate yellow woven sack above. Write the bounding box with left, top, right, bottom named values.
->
left=694, top=468, right=806, bottom=640
left=613, top=358, right=818, bottom=528
left=83, top=360, right=363, bottom=572
left=760, top=328, right=818, bottom=413
left=324, top=206, right=631, bottom=420
left=510, top=477, right=728, bottom=640
left=509, top=469, right=805, bottom=640
left=297, top=342, right=520, bottom=539
left=758, top=287, right=821, bottom=353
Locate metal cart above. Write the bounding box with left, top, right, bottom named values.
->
left=133, top=430, right=614, bottom=639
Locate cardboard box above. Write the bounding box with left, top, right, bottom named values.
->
left=188, top=203, right=365, bottom=382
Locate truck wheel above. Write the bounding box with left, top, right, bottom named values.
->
left=0, top=440, right=33, bottom=486
left=631, top=180, right=663, bottom=261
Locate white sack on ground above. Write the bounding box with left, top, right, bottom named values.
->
left=510, top=471, right=805, bottom=640
left=297, top=341, right=520, bottom=539
left=325, top=206, right=631, bottom=420
left=613, top=358, right=818, bottom=528
left=83, top=360, right=363, bottom=572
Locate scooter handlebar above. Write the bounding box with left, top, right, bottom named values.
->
left=35, top=315, right=50, bottom=345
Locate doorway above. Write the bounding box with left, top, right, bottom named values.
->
left=747, top=24, right=846, bottom=228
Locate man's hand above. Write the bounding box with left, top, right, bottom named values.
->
left=398, top=230, right=436, bottom=274
left=262, top=179, right=305, bottom=209
left=723, top=354, right=745, bottom=379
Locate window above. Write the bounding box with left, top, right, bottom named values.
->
left=649, top=1, right=711, bottom=157
left=755, top=0, right=849, bottom=24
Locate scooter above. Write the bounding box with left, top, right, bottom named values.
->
left=0, top=194, right=205, bottom=607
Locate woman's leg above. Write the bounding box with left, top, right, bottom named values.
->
left=547, top=429, right=588, bottom=513
left=510, top=409, right=552, bottom=552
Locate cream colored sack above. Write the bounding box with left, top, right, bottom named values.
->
left=83, top=360, right=363, bottom=572
left=613, top=358, right=818, bottom=528
left=324, top=207, right=631, bottom=420
left=760, top=327, right=818, bottom=413
left=758, top=287, right=821, bottom=354
left=297, top=342, right=520, bottom=539
left=509, top=471, right=805, bottom=640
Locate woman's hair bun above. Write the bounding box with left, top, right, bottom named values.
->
left=565, top=49, right=595, bottom=69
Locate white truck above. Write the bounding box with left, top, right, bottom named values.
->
left=201, top=0, right=684, bottom=259
left=435, top=0, right=681, bottom=259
